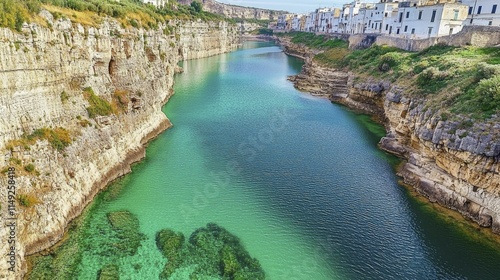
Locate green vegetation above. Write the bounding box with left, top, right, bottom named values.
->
left=283, top=32, right=500, bottom=119
left=190, top=1, right=202, bottom=13
left=156, top=223, right=265, bottom=279
left=17, top=194, right=38, bottom=207
left=24, top=163, right=35, bottom=173
left=60, top=91, right=69, bottom=103
left=9, top=157, right=22, bottom=165
left=5, top=127, right=71, bottom=152
left=285, top=32, right=348, bottom=49
left=84, top=87, right=113, bottom=118
left=25, top=127, right=72, bottom=151
left=111, top=89, right=130, bottom=114
left=252, top=28, right=273, bottom=36
left=0, top=0, right=37, bottom=31
left=0, top=0, right=231, bottom=32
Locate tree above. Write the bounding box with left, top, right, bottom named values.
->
left=191, top=1, right=202, bottom=13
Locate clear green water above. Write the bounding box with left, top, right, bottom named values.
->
left=43, top=41, right=500, bottom=279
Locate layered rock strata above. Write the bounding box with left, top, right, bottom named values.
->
left=178, top=0, right=286, bottom=20
left=280, top=37, right=500, bottom=236
left=0, top=12, right=239, bottom=279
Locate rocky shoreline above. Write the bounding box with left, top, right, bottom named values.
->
left=0, top=12, right=241, bottom=279
left=277, top=36, right=500, bottom=236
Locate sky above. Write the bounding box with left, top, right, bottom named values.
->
left=216, top=0, right=345, bottom=14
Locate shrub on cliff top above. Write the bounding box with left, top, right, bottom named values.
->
left=190, top=1, right=202, bottom=13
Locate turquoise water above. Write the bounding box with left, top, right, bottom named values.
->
left=74, top=41, right=500, bottom=279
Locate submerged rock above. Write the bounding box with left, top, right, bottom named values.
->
left=98, top=264, right=120, bottom=280
left=156, top=223, right=265, bottom=280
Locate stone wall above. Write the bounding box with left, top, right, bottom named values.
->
left=348, top=26, right=500, bottom=51
left=0, top=11, right=239, bottom=279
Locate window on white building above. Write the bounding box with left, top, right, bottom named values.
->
left=493, top=5, right=497, bottom=14
left=404, top=25, right=408, bottom=32
left=468, top=6, right=473, bottom=15
left=411, top=28, right=415, bottom=34
left=406, top=11, right=409, bottom=18
left=477, top=6, right=482, bottom=14
left=431, top=10, right=436, bottom=22
left=454, top=10, right=459, bottom=20
left=418, top=10, right=422, bottom=20
left=399, top=12, right=403, bottom=22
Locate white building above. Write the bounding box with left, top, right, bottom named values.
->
left=364, top=1, right=400, bottom=33
left=277, top=14, right=294, bottom=30
left=142, top=0, right=167, bottom=7
left=350, top=3, right=376, bottom=34
left=291, top=14, right=306, bottom=31
left=272, top=0, right=490, bottom=39
left=305, top=12, right=317, bottom=32
left=317, top=8, right=342, bottom=33
left=461, top=0, right=500, bottom=26
left=382, top=1, right=468, bottom=39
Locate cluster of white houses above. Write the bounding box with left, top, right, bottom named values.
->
left=274, top=0, right=499, bottom=39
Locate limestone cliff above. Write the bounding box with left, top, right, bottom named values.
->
left=280, top=37, right=500, bottom=236
left=178, top=0, right=286, bottom=20
left=0, top=10, right=239, bottom=279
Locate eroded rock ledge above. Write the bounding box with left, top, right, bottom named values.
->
left=279, top=37, right=500, bottom=236
left=0, top=12, right=240, bottom=279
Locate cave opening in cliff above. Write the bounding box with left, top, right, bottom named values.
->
left=109, top=57, right=117, bottom=76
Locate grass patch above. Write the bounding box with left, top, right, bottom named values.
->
left=84, top=87, right=112, bottom=118
left=60, top=91, right=69, bottom=103
left=24, top=163, right=36, bottom=173
left=18, top=193, right=39, bottom=207
left=285, top=31, right=500, bottom=119
left=26, top=127, right=72, bottom=151
left=287, top=31, right=348, bottom=49
left=111, top=89, right=130, bottom=114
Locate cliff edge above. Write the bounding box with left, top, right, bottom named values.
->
left=280, top=35, right=500, bottom=237
left=0, top=9, right=240, bottom=279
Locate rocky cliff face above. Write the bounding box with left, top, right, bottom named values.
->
left=178, top=0, right=286, bottom=20
left=280, top=38, right=500, bottom=236
left=0, top=11, right=239, bottom=279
